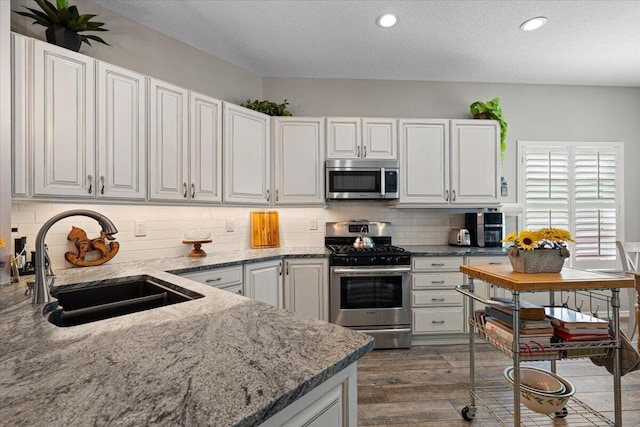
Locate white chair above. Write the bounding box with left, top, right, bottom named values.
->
left=616, top=241, right=639, bottom=340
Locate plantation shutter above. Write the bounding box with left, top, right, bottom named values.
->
left=519, top=142, right=623, bottom=270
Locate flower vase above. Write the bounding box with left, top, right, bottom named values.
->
left=45, top=24, right=82, bottom=52
left=507, top=247, right=569, bottom=273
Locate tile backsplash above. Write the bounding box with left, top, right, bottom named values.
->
left=11, top=201, right=466, bottom=270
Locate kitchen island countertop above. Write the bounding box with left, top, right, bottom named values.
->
left=0, top=246, right=372, bottom=427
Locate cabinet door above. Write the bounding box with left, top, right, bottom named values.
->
left=223, top=103, right=270, bottom=204
left=284, top=258, right=328, bottom=321
left=11, top=33, right=29, bottom=196
left=362, top=118, right=397, bottom=159
left=244, top=259, right=283, bottom=308
left=33, top=39, right=95, bottom=197
left=96, top=62, right=146, bottom=199
left=326, top=117, right=361, bottom=159
left=273, top=117, right=325, bottom=205
left=190, top=91, right=222, bottom=203
left=148, top=78, right=189, bottom=200
left=450, top=120, right=500, bottom=205
left=398, top=119, right=449, bottom=205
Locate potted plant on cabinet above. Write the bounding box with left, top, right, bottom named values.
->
left=14, top=0, right=110, bottom=52
left=469, top=97, right=507, bottom=162
left=241, top=99, right=293, bottom=116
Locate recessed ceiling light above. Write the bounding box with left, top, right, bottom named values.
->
left=520, top=16, right=548, bottom=31
left=376, top=13, right=397, bottom=28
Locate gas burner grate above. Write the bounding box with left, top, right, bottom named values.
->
left=327, top=245, right=407, bottom=255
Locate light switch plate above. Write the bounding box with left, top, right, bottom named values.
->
left=226, top=219, right=234, bottom=232
left=309, top=218, right=317, bottom=230
left=134, top=220, right=147, bottom=237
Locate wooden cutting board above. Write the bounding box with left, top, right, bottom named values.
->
left=251, top=211, right=280, bottom=248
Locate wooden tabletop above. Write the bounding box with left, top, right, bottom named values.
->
left=460, top=264, right=634, bottom=292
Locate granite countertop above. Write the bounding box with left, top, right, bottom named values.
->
left=402, top=245, right=507, bottom=256
left=0, top=247, right=373, bottom=427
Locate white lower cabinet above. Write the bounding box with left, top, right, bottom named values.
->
left=260, top=362, right=357, bottom=427
left=284, top=258, right=329, bottom=321
left=179, top=265, right=243, bottom=296
left=244, top=259, right=284, bottom=308
left=411, top=256, right=465, bottom=336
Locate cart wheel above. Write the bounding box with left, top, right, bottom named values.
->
left=461, top=405, right=476, bottom=421
left=554, top=407, right=568, bottom=418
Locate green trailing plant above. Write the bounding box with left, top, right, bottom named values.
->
left=470, top=97, right=507, bottom=162
left=241, top=99, right=292, bottom=116
left=14, top=0, right=110, bottom=46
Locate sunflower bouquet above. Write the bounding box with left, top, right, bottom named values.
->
left=502, top=227, right=574, bottom=251
left=503, top=228, right=574, bottom=273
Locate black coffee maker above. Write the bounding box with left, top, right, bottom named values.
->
left=465, top=211, right=504, bottom=247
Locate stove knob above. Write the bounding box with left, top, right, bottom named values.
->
left=369, top=257, right=376, bottom=265
left=394, top=257, right=400, bottom=264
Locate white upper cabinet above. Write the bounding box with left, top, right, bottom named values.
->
left=97, top=61, right=146, bottom=199
left=450, top=119, right=500, bottom=205
left=11, top=33, right=29, bottom=197
left=189, top=91, right=222, bottom=203
left=398, top=119, right=501, bottom=206
left=148, top=78, right=189, bottom=201
left=362, top=118, right=397, bottom=159
left=32, top=39, right=95, bottom=197
left=223, top=103, right=271, bottom=204
left=326, top=117, right=397, bottom=159
left=272, top=117, right=325, bottom=205
left=399, top=119, right=450, bottom=205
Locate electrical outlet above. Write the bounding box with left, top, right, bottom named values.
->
left=226, top=219, right=234, bottom=232
left=134, top=220, right=147, bottom=237
left=309, top=218, right=317, bottom=230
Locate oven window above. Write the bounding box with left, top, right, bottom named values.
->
left=329, top=171, right=381, bottom=193
left=340, top=276, right=403, bottom=309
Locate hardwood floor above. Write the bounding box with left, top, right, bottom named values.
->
left=357, top=341, right=640, bottom=426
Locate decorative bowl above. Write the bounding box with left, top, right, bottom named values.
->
left=506, top=366, right=565, bottom=394
left=504, top=367, right=575, bottom=415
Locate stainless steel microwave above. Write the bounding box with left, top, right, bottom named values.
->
left=325, top=159, right=399, bottom=200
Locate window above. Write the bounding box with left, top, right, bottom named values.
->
left=518, top=141, right=624, bottom=270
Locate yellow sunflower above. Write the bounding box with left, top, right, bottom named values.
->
left=517, top=230, right=539, bottom=250
left=549, top=228, right=574, bottom=242
left=0, top=237, right=5, bottom=247
left=502, top=232, right=517, bottom=243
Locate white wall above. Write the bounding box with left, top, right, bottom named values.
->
left=10, top=0, right=263, bottom=103
left=264, top=77, right=640, bottom=240
left=11, top=201, right=464, bottom=271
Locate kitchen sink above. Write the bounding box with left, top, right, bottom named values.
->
left=46, top=276, right=204, bottom=327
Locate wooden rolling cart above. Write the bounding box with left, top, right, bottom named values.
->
left=457, top=264, right=634, bottom=426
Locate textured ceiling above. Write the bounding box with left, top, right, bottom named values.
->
left=92, top=0, right=640, bottom=86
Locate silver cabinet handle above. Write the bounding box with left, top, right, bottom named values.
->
left=237, top=289, right=243, bottom=295
left=275, top=189, right=279, bottom=202
left=431, top=263, right=445, bottom=267
left=100, top=175, right=105, bottom=195
left=363, top=145, right=367, bottom=158
left=87, top=174, right=93, bottom=194
left=205, top=277, right=222, bottom=283
left=286, top=262, right=289, bottom=275
left=432, top=320, right=446, bottom=324
left=489, top=262, right=503, bottom=265
left=431, top=280, right=445, bottom=284
left=266, top=189, right=270, bottom=202
left=357, top=146, right=360, bottom=157
left=183, top=183, right=188, bottom=198
left=445, top=189, right=449, bottom=201
left=191, top=183, right=195, bottom=198
left=278, top=262, right=283, bottom=276
left=452, top=190, right=456, bottom=201
left=431, top=298, right=446, bottom=302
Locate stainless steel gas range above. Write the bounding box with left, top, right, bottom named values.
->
left=326, top=221, right=411, bottom=349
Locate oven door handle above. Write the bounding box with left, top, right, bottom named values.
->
left=332, top=267, right=411, bottom=274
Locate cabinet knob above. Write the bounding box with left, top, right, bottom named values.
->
left=100, top=175, right=105, bottom=195
left=87, top=175, right=93, bottom=194
left=191, top=183, right=195, bottom=198
left=183, top=183, right=188, bottom=198
left=237, top=289, right=243, bottom=295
